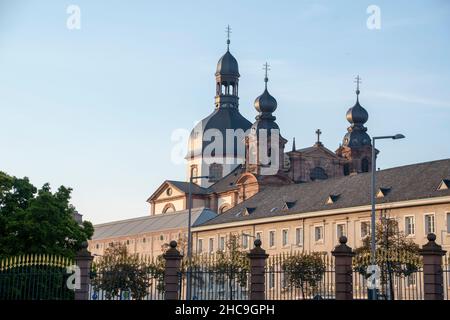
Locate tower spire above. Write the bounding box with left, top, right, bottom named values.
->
left=263, top=62, right=270, bottom=89
left=226, top=25, right=231, bottom=51
left=354, top=75, right=361, bottom=101
left=292, top=137, right=296, bottom=152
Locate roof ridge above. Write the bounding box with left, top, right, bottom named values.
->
left=94, top=207, right=207, bottom=227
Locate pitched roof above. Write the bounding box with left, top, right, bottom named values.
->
left=92, top=207, right=217, bottom=240
left=207, top=165, right=243, bottom=193
left=198, top=158, right=450, bottom=227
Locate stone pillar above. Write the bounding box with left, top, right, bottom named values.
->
left=75, top=241, right=94, bottom=300
left=163, top=240, right=183, bottom=300
left=247, top=239, right=269, bottom=300
left=419, top=233, right=447, bottom=300
left=331, top=236, right=355, bottom=300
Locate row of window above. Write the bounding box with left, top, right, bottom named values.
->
left=196, top=213, right=446, bottom=253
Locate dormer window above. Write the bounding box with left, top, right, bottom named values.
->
left=437, top=179, right=450, bottom=191
left=282, top=201, right=296, bottom=210
left=326, top=194, right=340, bottom=204
left=243, top=207, right=256, bottom=216
left=376, top=187, right=391, bottom=198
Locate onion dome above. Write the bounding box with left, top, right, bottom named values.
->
left=254, top=88, right=277, bottom=114
left=346, top=97, right=368, bottom=125
left=342, top=76, right=371, bottom=148
left=216, top=50, right=240, bottom=77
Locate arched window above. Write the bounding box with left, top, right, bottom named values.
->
left=343, top=163, right=350, bottom=176
left=361, top=158, right=369, bottom=173
left=209, top=163, right=223, bottom=182
left=162, top=203, right=176, bottom=213
left=310, top=167, right=328, bottom=181
left=219, top=203, right=231, bottom=214
left=190, top=165, right=198, bottom=183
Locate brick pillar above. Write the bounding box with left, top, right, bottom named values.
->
left=247, top=239, right=269, bottom=300
left=75, top=241, right=94, bottom=300
left=419, top=233, right=447, bottom=300
left=332, top=236, right=355, bottom=300
left=163, top=240, right=183, bottom=300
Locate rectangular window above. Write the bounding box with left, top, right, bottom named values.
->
left=447, top=213, right=450, bottom=233
left=269, top=231, right=275, bottom=247
left=268, top=267, right=275, bottom=289
left=197, top=239, right=203, bottom=253
left=336, top=223, right=346, bottom=240
left=209, top=238, right=214, bottom=253
left=282, top=229, right=289, bottom=247
left=405, top=216, right=415, bottom=236
left=424, top=214, right=435, bottom=235
left=315, top=226, right=323, bottom=242
left=360, top=221, right=370, bottom=238
left=242, top=234, right=249, bottom=249
left=219, top=236, right=225, bottom=251
left=295, top=227, right=303, bottom=246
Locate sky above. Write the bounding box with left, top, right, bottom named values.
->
left=0, top=0, right=449, bottom=224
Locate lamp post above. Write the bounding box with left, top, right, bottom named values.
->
left=369, top=134, right=405, bottom=300
left=186, top=174, right=209, bottom=301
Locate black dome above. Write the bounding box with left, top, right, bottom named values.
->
left=346, top=100, right=368, bottom=125
left=188, top=107, right=251, bottom=158
left=254, top=89, right=277, bottom=113
left=216, top=51, right=239, bottom=77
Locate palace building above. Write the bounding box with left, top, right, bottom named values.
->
left=88, top=31, right=450, bottom=258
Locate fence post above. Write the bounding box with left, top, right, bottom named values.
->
left=75, top=241, right=94, bottom=300
left=247, top=239, right=269, bottom=300
left=163, top=240, right=183, bottom=300
left=331, top=236, right=355, bottom=300
left=419, top=233, right=447, bottom=300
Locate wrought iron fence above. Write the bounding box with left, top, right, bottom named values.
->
left=0, top=254, right=74, bottom=300
left=178, top=253, right=250, bottom=300
left=265, top=252, right=335, bottom=300
left=89, top=255, right=165, bottom=300
left=352, top=249, right=425, bottom=300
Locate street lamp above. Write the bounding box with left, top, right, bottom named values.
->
left=369, top=134, right=405, bottom=300
left=186, top=174, right=209, bottom=301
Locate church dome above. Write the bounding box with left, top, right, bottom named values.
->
left=216, top=50, right=240, bottom=77
left=188, top=107, right=252, bottom=159
left=254, top=89, right=277, bottom=113
left=346, top=100, right=368, bottom=125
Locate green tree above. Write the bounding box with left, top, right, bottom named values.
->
left=281, top=252, right=326, bottom=298
left=353, top=218, right=421, bottom=299
left=206, top=234, right=249, bottom=300
left=91, top=244, right=153, bottom=300
left=0, top=171, right=93, bottom=259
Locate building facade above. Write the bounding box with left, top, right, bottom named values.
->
left=88, top=31, right=450, bottom=258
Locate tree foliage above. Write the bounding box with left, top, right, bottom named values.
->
left=0, top=171, right=93, bottom=259
left=91, top=244, right=157, bottom=300
left=353, top=219, right=421, bottom=277
left=281, top=252, right=326, bottom=297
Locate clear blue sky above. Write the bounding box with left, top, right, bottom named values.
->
left=1, top=0, right=449, bottom=224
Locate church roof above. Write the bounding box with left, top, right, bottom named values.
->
left=197, top=158, right=450, bottom=227
left=207, top=165, right=244, bottom=193
left=92, top=207, right=217, bottom=240
left=188, top=107, right=252, bottom=158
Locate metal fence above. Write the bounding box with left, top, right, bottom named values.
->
left=178, top=253, right=250, bottom=300
left=264, top=252, right=335, bottom=300
left=0, top=254, right=74, bottom=300
left=88, top=255, right=165, bottom=300
left=352, top=250, right=426, bottom=300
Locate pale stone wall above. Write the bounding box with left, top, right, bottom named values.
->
left=193, top=202, right=450, bottom=254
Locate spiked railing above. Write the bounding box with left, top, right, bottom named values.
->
left=0, top=254, right=74, bottom=300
